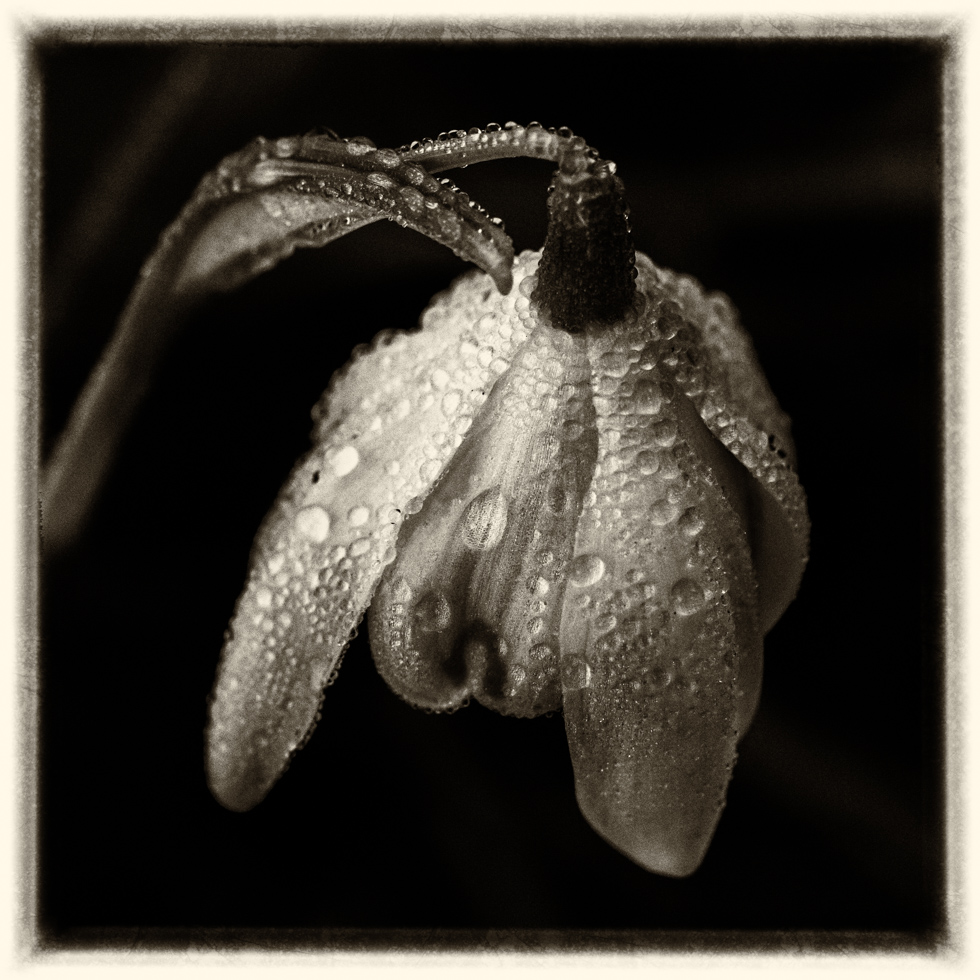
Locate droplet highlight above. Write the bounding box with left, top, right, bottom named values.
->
left=461, top=486, right=508, bottom=551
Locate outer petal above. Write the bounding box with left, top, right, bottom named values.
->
left=639, top=253, right=810, bottom=632
left=206, top=257, right=536, bottom=811
left=369, top=279, right=598, bottom=716
left=559, top=291, right=763, bottom=877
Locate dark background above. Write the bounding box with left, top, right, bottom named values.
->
left=35, top=30, right=946, bottom=950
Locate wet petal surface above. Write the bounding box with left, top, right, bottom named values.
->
left=559, top=267, right=764, bottom=877
left=370, top=284, right=598, bottom=716
left=206, top=255, right=537, bottom=810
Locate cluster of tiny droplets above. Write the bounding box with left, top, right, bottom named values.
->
left=210, top=253, right=544, bottom=776
left=397, top=121, right=593, bottom=163
left=634, top=254, right=809, bottom=556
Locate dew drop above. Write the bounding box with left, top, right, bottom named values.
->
left=329, top=445, right=360, bottom=476
left=595, top=613, right=617, bottom=633
left=461, top=486, right=508, bottom=551
left=255, top=586, right=273, bottom=609
left=678, top=507, right=705, bottom=537
left=633, top=379, right=663, bottom=415
left=636, top=450, right=660, bottom=475
left=568, top=554, right=606, bottom=588
left=652, top=419, right=679, bottom=447
left=399, top=185, right=425, bottom=211
left=645, top=666, right=672, bottom=692
left=295, top=505, right=331, bottom=542
left=431, top=368, right=450, bottom=389
left=649, top=498, right=680, bottom=527
left=420, top=458, right=442, bottom=482
left=530, top=642, right=553, bottom=661
left=413, top=590, right=452, bottom=632
left=347, top=505, right=370, bottom=527
left=562, top=657, right=592, bottom=691
left=598, top=350, right=630, bottom=378
left=349, top=536, right=372, bottom=558
left=442, top=390, right=462, bottom=415
left=671, top=578, right=705, bottom=616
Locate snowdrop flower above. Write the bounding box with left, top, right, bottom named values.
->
left=47, top=121, right=808, bottom=876
left=198, top=124, right=809, bottom=876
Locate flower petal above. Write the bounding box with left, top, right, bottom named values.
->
left=206, top=259, right=535, bottom=810
left=639, top=254, right=810, bottom=632
left=559, top=294, right=763, bottom=877
left=370, top=283, right=599, bottom=716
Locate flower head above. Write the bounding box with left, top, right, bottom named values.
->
left=200, top=124, right=809, bottom=876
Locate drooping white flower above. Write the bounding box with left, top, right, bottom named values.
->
left=201, top=124, right=809, bottom=876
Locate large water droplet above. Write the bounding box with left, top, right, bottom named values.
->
left=329, top=445, right=360, bottom=477
left=442, top=390, right=462, bottom=415
left=568, top=554, right=606, bottom=587
left=649, top=498, right=680, bottom=527
left=652, top=419, right=678, bottom=448
left=633, top=379, right=663, bottom=415
left=349, top=536, right=372, bottom=558
left=562, top=657, right=592, bottom=690
left=295, top=505, right=331, bottom=542
left=636, top=450, right=660, bottom=475
left=678, top=507, right=705, bottom=537
left=420, top=459, right=442, bottom=482
left=413, top=590, right=452, bottom=632
left=671, top=578, right=705, bottom=616
left=347, top=505, right=370, bottom=527
left=598, top=350, right=630, bottom=378
left=461, top=486, right=508, bottom=551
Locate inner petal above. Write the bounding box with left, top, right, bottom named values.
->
left=370, top=317, right=598, bottom=716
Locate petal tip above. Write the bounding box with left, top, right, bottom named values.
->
left=577, top=794, right=714, bottom=878
left=206, top=730, right=280, bottom=813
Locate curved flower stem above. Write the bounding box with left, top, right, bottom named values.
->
left=41, top=122, right=625, bottom=552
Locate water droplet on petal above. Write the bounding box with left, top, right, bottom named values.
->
left=671, top=578, right=705, bottom=616
left=329, top=445, right=360, bottom=476
left=347, top=505, right=370, bottom=527
left=678, top=507, right=705, bottom=537
left=413, top=590, right=452, bottom=632
left=598, top=350, right=630, bottom=378
left=652, top=419, right=678, bottom=447
left=649, top=498, right=680, bottom=527
left=633, top=379, right=663, bottom=415
left=568, top=554, right=606, bottom=587
left=349, top=536, right=372, bottom=558
left=420, top=458, right=442, bottom=482
left=645, top=666, right=672, bottom=691
left=442, top=390, right=462, bottom=415
left=431, top=368, right=450, bottom=389
left=595, top=613, right=617, bottom=633
left=562, top=657, right=592, bottom=690
left=255, top=587, right=273, bottom=609
left=295, top=505, right=331, bottom=542
left=636, top=450, right=660, bottom=475
left=461, top=486, right=508, bottom=551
